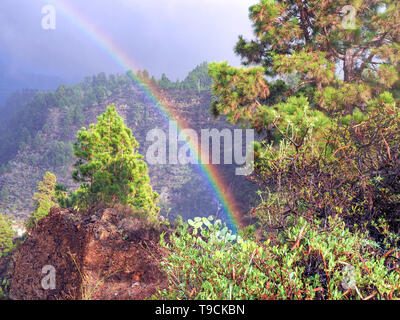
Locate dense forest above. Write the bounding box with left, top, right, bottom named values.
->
left=1, top=0, right=400, bottom=301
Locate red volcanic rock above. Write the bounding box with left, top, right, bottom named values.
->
left=10, top=207, right=168, bottom=300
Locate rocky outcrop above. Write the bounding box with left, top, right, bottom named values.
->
left=9, top=207, right=168, bottom=300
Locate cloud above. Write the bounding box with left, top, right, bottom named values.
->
left=0, top=0, right=257, bottom=81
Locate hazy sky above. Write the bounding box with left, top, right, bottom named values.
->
left=0, top=0, right=257, bottom=82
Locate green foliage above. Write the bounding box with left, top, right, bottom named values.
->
left=0, top=278, right=10, bottom=300
left=63, top=105, right=85, bottom=128
left=0, top=214, right=14, bottom=258
left=0, top=89, right=37, bottom=128
left=0, top=164, right=11, bottom=176
left=181, top=62, right=213, bottom=92
left=0, top=65, right=213, bottom=169
left=209, top=62, right=269, bottom=123
left=250, top=93, right=400, bottom=244
left=55, top=184, right=76, bottom=209
left=210, top=0, right=400, bottom=122
left=26, top=172, right=57, bottom=230
left=0, top=188, right=9, bottom=202
left=32, top=133, right=44, bottom=150
left=158, top=216, right=400, bottom=300
left=158, top=73, right=175, bottom=89
left=158, top=62, right=212, bottom=91
left=209, top=0, right=400, bottom=244
left=0, top=73, right=133, bottom=166
left=44, top=141, right=74, bottom=167
left=72, top=104, right=159, bottom=217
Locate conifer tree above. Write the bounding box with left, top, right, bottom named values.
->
left=210, top=0, right=400, bottom=124
left=0, top=214, right=13, bottom=257
left=142, top=70, right=150, bottom=80
left=209, top=1, right=400, bottom=236
left=72, top=104, right=159, bottom=217
left=26, top=171, right=57, bottom=230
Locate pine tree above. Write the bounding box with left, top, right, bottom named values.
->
left=0, top=214, right=13, bottom=257
left=26, top=172, right=57, bottom=230
left=210, top=0, right=400, bottom=122
left=158, top=73, right=173, bottom=89
left=182, top=62, right=212, bottom=91
left=142, top=70, right=150, bottom=80
left=72, top=104, right=159, bottom=217
left=209, top=1, right=400, bottom=237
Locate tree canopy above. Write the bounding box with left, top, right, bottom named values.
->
left=72, top=104, right=159, bottom=217
left=209, top=0, right=400, bottom=242
left=157, top=62, right=212, bottom=91
left=26, top=171, right=57, bottom=230
left=0, top=214, right=13, bottom=258
left=211, top=0, right=400, bottom=121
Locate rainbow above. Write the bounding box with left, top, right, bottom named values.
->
left=50, top=0, right=244, bottom=232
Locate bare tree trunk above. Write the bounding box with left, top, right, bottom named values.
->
left=344, top=49, right=355, bottom=83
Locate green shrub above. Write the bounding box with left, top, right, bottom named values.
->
left=0, top=279, right=10, bottom=300
left=157, top=216, right=400, bottom=300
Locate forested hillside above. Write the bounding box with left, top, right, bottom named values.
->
left=0, top=64, right=257, bottom=223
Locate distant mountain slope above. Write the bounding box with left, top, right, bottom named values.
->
left=0, top=71, right=258, bottom=224
left=0, top=69, right=69, bottom=107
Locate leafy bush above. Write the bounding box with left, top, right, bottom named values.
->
left=248, top=92, right=400, bottom=247
left=157, top=216, right=400, bottom=300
